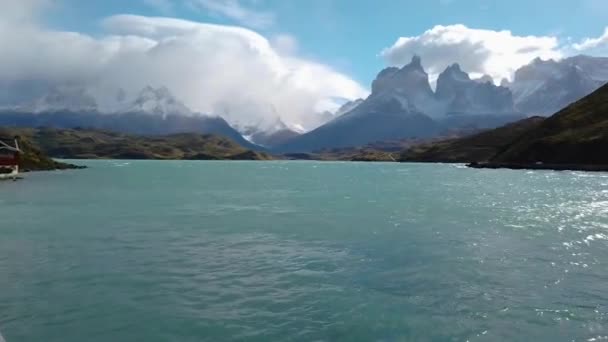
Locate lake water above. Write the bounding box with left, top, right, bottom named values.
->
left=1, top=160, right=607, bottom=341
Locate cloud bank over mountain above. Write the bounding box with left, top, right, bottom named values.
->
left=0, top=0, right=367, bottom=130
left=2, top=1, right=607, bottom=132
left=381, top=24, right=608, bottom=84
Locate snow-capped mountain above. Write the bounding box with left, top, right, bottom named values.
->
left=0, top=85, right=262, bottom=149
left=276, top=56, right=523, bottom=152
left=435, top=63, right=514, bottom=115
left=7, top=85, right=194, bottom=117
left=19, top=85, right=99, bottom=113
left=276, top=57, right=439, bottom=152
left=508, top=55, right=608, bottom=115
left=127, top=86, right=192, bottom=116
left=371, top=56, right=443, bottom=118
left=238, top=116, right=301, bottom=147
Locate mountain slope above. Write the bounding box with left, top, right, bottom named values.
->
left=402, top=82, right=608, bottom=168
left=276, top=94, right=439, bottom=152
left=400, top=117, right=545, bottom=163
left=489, top=83, right=608, bottom=165
left=0, top=128, right=82, bottom=171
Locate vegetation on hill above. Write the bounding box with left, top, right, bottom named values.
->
left=400, top=83, right=608, bottom=170
left=489, top=83, right=608, bottom=165
left=3, top=127, right=272, bottom=161
left=283, top=149, right=398, bottom=162
left=0, top=129, right=82, bottom=171
left=400, top=117, right=545, bottom=162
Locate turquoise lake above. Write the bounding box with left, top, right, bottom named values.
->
left=1, top=160, right=607, bottom=341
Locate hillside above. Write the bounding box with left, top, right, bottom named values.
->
left=400, top=117, right=545, bottom=162
left=0, top=111, right=262, bottom=151
left=0, top=129, right=82, bottom=171
left=7, top=127, right=273, bottom=161
left=489, top=83, right=608, bottom=165
left=401, top=83, right=608, bottom=170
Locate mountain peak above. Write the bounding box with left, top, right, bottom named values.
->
left=437, top=63, right=470, bottom=83
left=447, top=63, right=462, bottom=72
left=410, top=55, right=422, bottom=68
left=436, top=64, right=514, bottom=114
left=401, top=55, right=424, bottom=72
left=475, top=74, right=494, bottom=84
left=20, top=86, right=98, bottom=113
left=129, top=86, right=192, bottom=116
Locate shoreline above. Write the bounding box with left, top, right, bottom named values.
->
left=467, top=162, right=608, bottom=172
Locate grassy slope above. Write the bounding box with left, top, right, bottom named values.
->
left=0, top=128, right=81, bottom=171
left=399, top=117, right=545, bottom=163
left=5, top=127, right=272, bottom=161
left=490, top=83, right=608, bottom=164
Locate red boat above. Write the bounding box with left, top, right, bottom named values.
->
left=0, top=137, right=21, bottom=180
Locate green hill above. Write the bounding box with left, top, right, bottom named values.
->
left=2, top=127, right=272, bottom=161
left=489, top=83, right=608, bottom=165
left=399, top=117, right=545, bottom=163
left=0, top=129, right=82, bottom=172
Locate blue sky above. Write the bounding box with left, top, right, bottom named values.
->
left=47, top=0, right=608, bottom=86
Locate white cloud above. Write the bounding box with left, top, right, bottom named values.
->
left=381, top=24, right=563, bottom=83
left=0, top=8, right=367, bottom=130
left=573, top=27, right=608, bottom=55
left=271, top=33, right=298, bottom=55
left=188, top=0, right=274, bottom=29
left=0, top=0, right=53, bottom=25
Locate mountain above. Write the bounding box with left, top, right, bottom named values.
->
left=0, top=110, right=262, bottom=151
left=334, top=98, right=364, bottom=117
left=20, top=86, right=98, bottom=113
left=276, top=101, right=439, bottom=152
left=3, top=127, right=272, bottom=160
left=509, top=55, right=608, bottom=115
left=371, top=56, right=441, bottom=117
left=400, top=117, right=545, bottom=163
left=436, top=63, right=515, bottom=115
left=276, top=58, right=441, bottom=152
left=474, top=75, right=494, bottom=84
left=276, top=56, right=522, bottom=152
left=435, top=63, right=524, bottom=129
left=127, top=86, right=192, bottom=116
left=240, top=117, right=300, bottom=147
left=488, top=82, right=608, bottom=165
left=0, top=85, right=262, bottom=150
